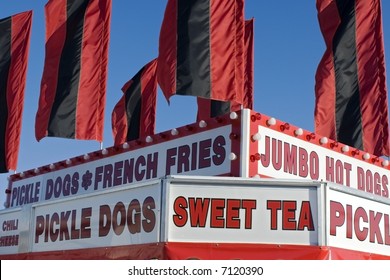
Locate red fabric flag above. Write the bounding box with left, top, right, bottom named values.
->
left=35, top=0, right=111, bottom=142
left=157, top=0, right=245, bottom=103
left=197, top=19, right=254, bottom=121
left=315, top=0, right=389, bottom=156
left=112, top=59, right=158, bottom=146
left=0, top=11, right=32, bottom=173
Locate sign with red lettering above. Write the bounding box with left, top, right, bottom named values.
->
left=8, top=125, right=233, bottom=209
left=2, top=176, right=390, bottom=258
left=3, top=108, right=389, bottom=259
left=32, top=182, right=160, bottom=252
left=327, top=187, right=390, bottom=256
left=164, top=179, right=320, bottom=245
left=0, top=209, right=22, bottom=255
left=252, top=125, right=389, bottom=199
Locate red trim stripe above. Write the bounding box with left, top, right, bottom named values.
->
left=3, top=242, right=388, bottom=260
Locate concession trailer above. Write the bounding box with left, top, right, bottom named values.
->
left=1, top=109, right=389, bottom=259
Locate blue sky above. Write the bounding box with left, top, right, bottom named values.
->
left=1, top=0, right=390, bottom=208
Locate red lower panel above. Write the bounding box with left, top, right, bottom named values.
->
left=164, top=243, right=330, bottom=260
left=1, top=243, right=389, bottom=260
left=0, top=243, right=165, bottom=260
left=328, top=247, right=390, bottom=260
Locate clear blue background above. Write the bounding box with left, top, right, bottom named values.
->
left=1, top=0, right=390, bottom=208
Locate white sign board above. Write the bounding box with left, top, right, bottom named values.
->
left=327, top=187, right=390, bottom=256
left=9, top=125, right=232, bottom=208
left=164, top=179, right=320, bottom=245
left=32, top=182, right=161, bottom=252
left=255, top=126, right=389, bottom=199
left=0, top=209, right=22, bottom=255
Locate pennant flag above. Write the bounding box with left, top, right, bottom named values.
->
left=112, top=59, right=158, bottom=146
left=35, top=0, right=111, bottom=142
left=0, top=11, right=32, bottom=173
left=157, top=0, right=245, bottom=103
left=197, top=19, right=254, bottom=121
left=315, top=0, right=390, bottom=156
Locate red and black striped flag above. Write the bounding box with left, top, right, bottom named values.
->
left=157, top=0, right=245, bottom=103
left=112, top=59, right=158, bottom=146
left=0, top=11, right=32, bottom=173
left=197, top=19, right=254, bottom=121
left=35, top=0, right=111, bottom=142
left=315, top=0, right=390, bottom=156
